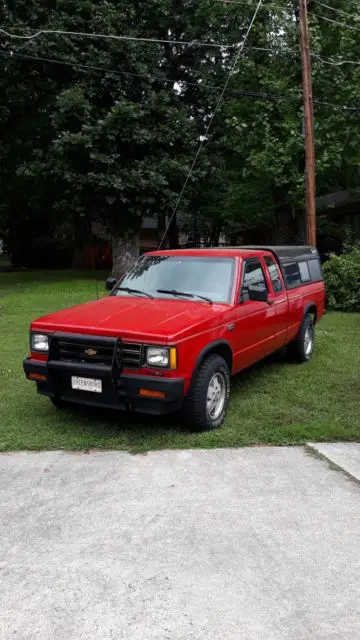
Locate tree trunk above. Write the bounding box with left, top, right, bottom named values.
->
left=111, top=232, right=140, bottom=280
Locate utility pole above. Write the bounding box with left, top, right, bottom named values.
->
left=299, top=0, right=317, bottom=246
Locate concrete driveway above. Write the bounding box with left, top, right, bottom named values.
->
left=1, top=446, right=360, bottom=640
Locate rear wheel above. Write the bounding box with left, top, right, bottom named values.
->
left=288, top=314, right=315, bottom=363
left=183, top=355, right=230, bottom=432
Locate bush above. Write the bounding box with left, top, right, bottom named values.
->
left=323, top=245, right=360, bottom=312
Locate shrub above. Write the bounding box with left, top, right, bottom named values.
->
left=323, top=245, right=360, bottom=312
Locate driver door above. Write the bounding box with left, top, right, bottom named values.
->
left=233, top=258, right=277, bottom=372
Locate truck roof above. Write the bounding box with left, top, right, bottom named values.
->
left=147, top=246, right=319, bottom=263
left=147, top=248, right=264, bottom=258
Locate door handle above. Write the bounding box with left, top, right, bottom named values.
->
left=267, top=299, right=275, bottom=306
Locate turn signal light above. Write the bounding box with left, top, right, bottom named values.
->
left=139, top=389, right=166, bottom=400
left=169, top=347, right=177, bottom=370
left=28, top=373, right=47, bottom=382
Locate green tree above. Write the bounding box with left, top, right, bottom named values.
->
left=1, top=0, right=360, bottom=272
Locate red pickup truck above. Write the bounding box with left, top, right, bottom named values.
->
left=24, top=246, right=325, bottom=431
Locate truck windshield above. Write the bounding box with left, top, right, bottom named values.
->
left=113, top=256, right=235, bottom=304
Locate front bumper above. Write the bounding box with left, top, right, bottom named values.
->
left=23, top=358, right=184, bottom=415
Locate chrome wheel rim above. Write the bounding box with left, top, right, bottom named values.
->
left=304, top=326, right=313, bottom=357
left=206, top=372, right=226, bottom=421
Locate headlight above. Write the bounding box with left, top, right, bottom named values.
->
left=31, top=333, right=49, bottom=352
left=146, top=347, right=177, bottom=369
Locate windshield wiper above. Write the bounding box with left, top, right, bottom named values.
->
left=157, top=289, right=212, bottom=304
left=116, top=287, right=154, bottom=299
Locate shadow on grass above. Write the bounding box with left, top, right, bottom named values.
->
left=39, top=350, right=290, bottom=442
left=231, top=348, right=289, bottom=390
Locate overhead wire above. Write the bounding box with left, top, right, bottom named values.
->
left=312, top=1, right=360, bottom=22
left=0, top=12, right=358, bottom=124
left=0, top=26, right=238, bottom=49
left=1, top=48, right=360, bottom=111
left=313, top=0, right=360, bottom=12
left=217, top=0, right=293, bottom=7
left=218, top=0, right=360, bottom=22
left=312, top=52, right=360, bottom=66
left=0, top=49, right=301, bottom=98
left=2, top=25, right=360, bottom=67
left=314, top=14, right=360, bottom=34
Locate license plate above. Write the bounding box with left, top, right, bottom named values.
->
left=71, top=376, right=102, bottom=394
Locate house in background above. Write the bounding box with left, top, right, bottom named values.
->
left=317, top=190, right=360, bottom=230
left=316, top=190, right=360, bottom=256
left=86, top=190, right=360, bottom=269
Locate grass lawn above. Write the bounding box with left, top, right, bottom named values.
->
left=0, top=269, right=359, bottom=452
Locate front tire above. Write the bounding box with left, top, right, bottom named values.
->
left=50, top=397, right=68, bottom=409
left=183, top=355, right=230, bottom=432
left=288, top=314, right=315, bottom=363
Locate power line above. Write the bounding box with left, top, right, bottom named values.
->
left=217, top=0, right=291, bottom=8
left=247, top=42, right=360, bottom=68
left=2, top=49, right=360, bottom=111
left=1, top=49, right=299, bottom=97
left=5, top=31, right=360, bottom=67
left=315, top=98, right=360, bottom=111
left=0, top=50, right=185, bottom=83
left=312, top=52, right=360, bottom=67
left=217, top=0, right=260, bottom=4
left=314, top=14, right=360, bottom=34
left=158, top=0, right=265, bottom=249
left=313, top=0, right=360, bottom=22
left=0, top=26, right=238, bottom=49
left=251, top=46, right=360, bottom=67
left=219, top=0, right=360, bottom=19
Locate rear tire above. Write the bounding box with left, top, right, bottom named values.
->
left=183, top=355, right=230, bottom=432
left=288, top=314, right=315, bottom=363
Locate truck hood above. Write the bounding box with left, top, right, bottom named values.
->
left=31, top=295, right=230, bottom=342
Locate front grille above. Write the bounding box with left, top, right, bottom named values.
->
left=122, top=343, right=143, bottom=369
left=50, top=334, right=144, bottom=370
left=51, top=335, right=116, bottom=367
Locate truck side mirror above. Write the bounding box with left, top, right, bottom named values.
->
left=105, top=277, right=117, bottom=291
left=248, top=286, right=268, bottom=303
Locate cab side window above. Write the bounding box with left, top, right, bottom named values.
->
left=264, top=256, right=283, bottom=293
left=241, top=259, right=267, bottom=302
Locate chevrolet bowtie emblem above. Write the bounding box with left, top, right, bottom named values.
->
left=84, top=348, right=98, bottom=356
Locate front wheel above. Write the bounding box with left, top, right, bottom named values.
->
left=183, top=355, right=230, bottom=432
left=50, top=397, right=68, bottom=409
left=288, top=314, right=315, bottom=363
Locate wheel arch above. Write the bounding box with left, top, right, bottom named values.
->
left=304, top=302, right=318, bottom=324
left=188, top=340, right=233, bottom=395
